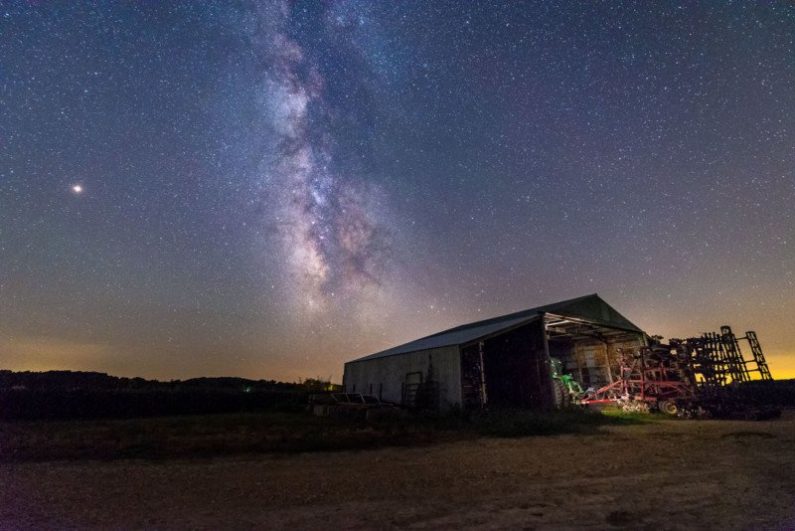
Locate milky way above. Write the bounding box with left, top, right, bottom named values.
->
left=256, top=3, right=390, bottom=316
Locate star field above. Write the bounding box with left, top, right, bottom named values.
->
left=1, top=2, right=794, bottom=380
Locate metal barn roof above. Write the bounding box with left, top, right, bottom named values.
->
left=347, top=294, right=642, bottom=364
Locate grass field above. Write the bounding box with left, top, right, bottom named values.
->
left=2, top=409, right=793, bottom=529
left=0, top=408, right=639, bottom=462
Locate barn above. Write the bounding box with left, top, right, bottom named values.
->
left=343, top=294, right=646, bottom=410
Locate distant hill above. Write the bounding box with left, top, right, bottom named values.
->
left=0, top=370, right=321, bottom=420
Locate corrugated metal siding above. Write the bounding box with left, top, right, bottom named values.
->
left=343, top=346, right=462, bottom=408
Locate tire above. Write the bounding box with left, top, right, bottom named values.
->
left=552, top=379, right=571, bottom=409
left=658, top=400, right=678, bottom=416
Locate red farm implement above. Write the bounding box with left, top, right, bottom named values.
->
left=581, top=346, right=697, bottom=415
left=580, top=327, right=778, bottom=418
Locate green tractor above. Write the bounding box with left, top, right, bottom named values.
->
left=550, top=357, right=585, bottom=408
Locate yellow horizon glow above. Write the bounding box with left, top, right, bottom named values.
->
left=1, top=334, right=794, bottom=383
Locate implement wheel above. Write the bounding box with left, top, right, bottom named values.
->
left=552, top=379, right=571, bottom=409
left=658, top=400, right=678, bottom=416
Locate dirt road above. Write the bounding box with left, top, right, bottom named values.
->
left=2, top=413, right=794, bottom=530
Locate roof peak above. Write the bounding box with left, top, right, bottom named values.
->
left=422, top=293, right=602, bottom=340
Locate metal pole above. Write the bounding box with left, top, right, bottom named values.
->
left=478, top=340, right=488, bottom=408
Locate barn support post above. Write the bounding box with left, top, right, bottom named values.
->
left=603, top=340, right=614, bottom=385
left=477, top=340, right=488, bottom=408
left=539, top=313, right=555, bottom=410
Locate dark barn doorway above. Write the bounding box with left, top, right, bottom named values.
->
left=480, top=319, right=553, bottom=409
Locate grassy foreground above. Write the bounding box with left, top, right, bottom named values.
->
left=0, top=408, right=642, bottom=462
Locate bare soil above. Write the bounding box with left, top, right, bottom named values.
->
left=2, top=411, right=794, bottom=530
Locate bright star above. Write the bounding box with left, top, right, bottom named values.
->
left=71, top=184, right=83, bottom=194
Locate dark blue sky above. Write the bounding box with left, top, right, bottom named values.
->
left=2, top=2, right=793, bottom=380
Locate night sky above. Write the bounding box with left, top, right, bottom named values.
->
left=2, top=2, right=794, bottom=381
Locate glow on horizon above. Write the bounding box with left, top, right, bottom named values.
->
left=1, top=333, right=793, bottom=382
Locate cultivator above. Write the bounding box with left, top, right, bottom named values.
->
left=578, top=326, right=777, bottom=418
left=579, top=346, right=696, bottom=414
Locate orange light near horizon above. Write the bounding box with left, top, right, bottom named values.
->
left=765, top=352, right=795, bottom=380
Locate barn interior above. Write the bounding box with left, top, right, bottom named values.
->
left=544, top=312, right=646, bottom=392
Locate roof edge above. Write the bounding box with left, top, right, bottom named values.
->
left=345, top=293, right=643, bottom=364
left=346, top=314, right=543, bottom=365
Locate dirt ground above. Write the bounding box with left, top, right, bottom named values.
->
left=2, top=411, right=794, bottom=530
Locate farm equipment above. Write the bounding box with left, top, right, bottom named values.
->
left=550, top=357, right=585, bottom=408
left=580, top=345, right=696, bottom=415
left=580, top=327, right=779, bottom=419
left=307, top=392, right=403, bottom=420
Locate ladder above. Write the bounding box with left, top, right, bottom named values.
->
left=743, top=331, right=774, bottom=380
left=701, top=332, right=731, bottom=387
left=720, top=326, right=750, bottom=383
